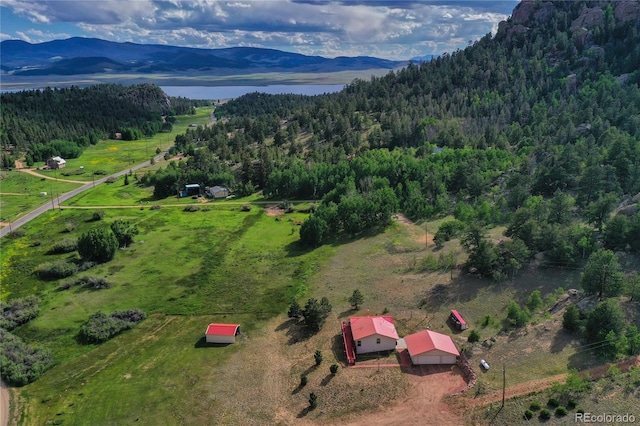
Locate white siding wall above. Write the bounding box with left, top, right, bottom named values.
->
left=206, top=334, right=235, bottom=344
left=355, top=335, right=397, bottom=354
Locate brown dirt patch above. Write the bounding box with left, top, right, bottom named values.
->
left=394, top=213, right=434, bottom=246
left=265, top=205, right=285, bottom=216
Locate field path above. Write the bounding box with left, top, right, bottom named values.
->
left=464, top=355, right=640, bottom=408
left=1, top=381, right=9, bottom=426
left=17, top=167, right=86, bottom=184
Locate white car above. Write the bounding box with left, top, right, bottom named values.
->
left=480, top=359, right=490, bottom=370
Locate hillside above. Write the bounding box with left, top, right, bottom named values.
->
left=0, top=37, right=404, bottom=76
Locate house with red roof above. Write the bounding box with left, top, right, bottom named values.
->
left=349, top=316, right=399, bottom=354
left=205, top=323, right=240, bottom=344
left=403, top=329, right=459, bottom=365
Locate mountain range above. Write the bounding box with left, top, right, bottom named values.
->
left=0, top=37, right=406, bottom=76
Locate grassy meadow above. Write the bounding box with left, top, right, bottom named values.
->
left=0, top=171, right=84, bottom=223
left=3, top=203, right=640, bottom=424
left=36, top=107, right=214, bottom=182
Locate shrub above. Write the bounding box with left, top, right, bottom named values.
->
left=48, top=239, right=77, bottom=254
left=330, top=364, right=339, bottom=374
left=567, top=399, right=577, bottom=409
left=539, top=408, right=551, bottom=420
left=63, top=222, right=77, bottom=233
left=529, top=401, right=541, bottom=411
left=150, top=205, right=162, bottom=210
left=468, top=329, right=481, bottom=343
left=78, top=309, right=146, bottom=343
left=308, top=392, right=317, bottom=409
left=105, top=176, right=117, bottom=183
left=547, top=397, right=560, bottom=408
left=241, top=204, right=251, bottom=212
left=314, top=350, right=323, bottom=366
left=93, top=170, right=107, bottom=176
left=523, top=409, right=534, bottom=420
left=77, top=227, right=118, bottom=263
left=92, top=210, right=106, bottom=221
left=0, top=296, right=39, bottom=331
left=576, top=408, right=585, bottom=414
left=184, top=206, right=200, bottom=212
left=7, top=230, right=26, bottom=239
left=70, top=276, right=111, bottom=290
left=0, top=328, right=54, bottom=386
left=555, top=406, right=568, bottom=416
left=34, top=260, right=78, bottom=279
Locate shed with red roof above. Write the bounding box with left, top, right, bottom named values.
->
left=205, top=323, right=240, bottom=344
left=350, top=316, right=399, bottom=354
left=404, top=329, right=459, bottom=365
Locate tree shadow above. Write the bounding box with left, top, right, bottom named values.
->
left=320, top=373, right=335, bottom=386
left=291, top=384, right=306, bottom=395
left=338, top=309, right=354, bottom=319
left=550, top=328, right=578, bottom=354
left=297, top=407, right=311, bottom=418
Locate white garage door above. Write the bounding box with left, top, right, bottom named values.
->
left=416, top=355, right=442, bottom=364
left=440, top=355, right=456, bottom=364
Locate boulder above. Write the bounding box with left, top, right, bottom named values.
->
left=571, top=8, right=604, bottom=31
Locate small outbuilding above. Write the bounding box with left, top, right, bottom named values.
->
left=449, top=309, right=468, bottom=330
left=350, top=316, right=399, bottom=354
left=404, top=329, right=459, bottom=365
left=180, top=184, right=201, bottom=198
left=205, top=323, right=240, bottom=344
left=47, top=156, right=66, bottom=169
left=205, top=185, right=229, bottom=199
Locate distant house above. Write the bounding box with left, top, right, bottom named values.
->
left=205, top=185, right=229, bottom=199
left=47, top=156, right=66, bottom=169
left=180, top=184, right=201, bottom=198
left=114, top=132, right=122, bottom=140
left=350, top=316, right=399, bottom=354
left=404, top=329, right=459, bottom=365
left=449, top=309, right=468, bottom=331
left=205, top=323, right=240, bottom=344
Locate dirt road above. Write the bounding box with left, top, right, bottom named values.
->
left=1, top=381, right=9, bottom=426
left=17, top=167, right=87, bottom=184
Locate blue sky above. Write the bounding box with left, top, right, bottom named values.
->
left=0, top=1, right=518, bottom=59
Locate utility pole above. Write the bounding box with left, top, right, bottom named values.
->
left=425, top=222, right=429, bottom=248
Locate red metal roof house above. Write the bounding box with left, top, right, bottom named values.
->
left=404, top=329, right=459, bottom=365
left=350, top=316, right=399, bottom=354
left=205, top=323, right=240, bottom=344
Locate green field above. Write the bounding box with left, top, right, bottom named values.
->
left=0, top=172, right=84, bottom=222
left=35, top=107, right=214, bottom=182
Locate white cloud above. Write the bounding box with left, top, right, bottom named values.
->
left=3, top=0, right=514, bottom=59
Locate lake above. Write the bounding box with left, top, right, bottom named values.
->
left=160, top=84, right=345, bottom=100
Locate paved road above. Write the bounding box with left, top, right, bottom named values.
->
left=0, top=154, right=164, bottom=239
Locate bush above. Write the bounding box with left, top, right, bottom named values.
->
left=468, top=329, right=481, bottom=343
left=150, top=205, right=162, bottom=210
left=539, top=408, right=551, bottom=420
left=34, top=260, right=78, bottom=279
left=547, top=397, right=560, bottom=408
left=308, top=392, right=317, bottom=409
left=314, top=350, right=323, bottom=366
left=555, top=406, right=568, bottom=416
left=330, top=364, right=339, bottom=374
left=77, top=227, right=119, bottom=263
left=62, top=276, right=111, bottom=290
left=241, top=204, right=252, bottom=212
left=567, top=399, right=577, bottom=409
left=7, top=230, right=26, bottom=239
left=184, top=205, right=200, bottom=212
left=523, top=409, right=534, bottom=420
left=63, top=222, right=77, bottom=233
left=105, top=176, right=118, bottom=183
left=92, top=210, right=106, bottom=221
left=0, top=328, right=54, bottom=386
left=576, top=408, right=585, bottom=414
left=48, top=239, right=78, bottom=254
left=0, top=296, right=39, bottom=331
left=78, top=309, right=146, bottom=343
left=529, top=401, right=541, bottom=411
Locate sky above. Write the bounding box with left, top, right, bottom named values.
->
left=0, top=0, right=518, bottom=60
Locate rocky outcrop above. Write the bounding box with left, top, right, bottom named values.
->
left=614, top=0, right=640, bottom=24
left=511, top=0, right=556, bottom=25
left=571, top=8, right=605, bottom=31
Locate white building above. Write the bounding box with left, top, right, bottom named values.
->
left=350, top=316, right=399, bottom=355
